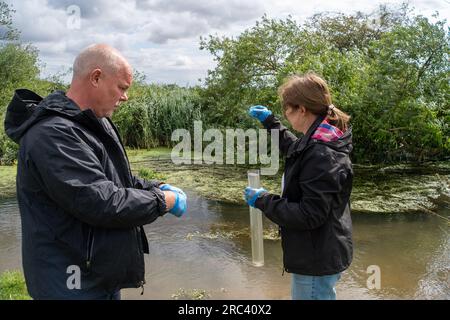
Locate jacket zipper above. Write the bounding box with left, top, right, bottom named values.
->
left=86, top=228, right=95, bottom=270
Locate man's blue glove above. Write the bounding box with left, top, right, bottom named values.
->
left=244, top=187, right=267, bottom=208
left=169, top=191, right=187, bottom=217
left=159, top=184, right=186, bottom=197
left=248, top=105, right=272, bottom=122
left=159, top=184, right=187, bottom=217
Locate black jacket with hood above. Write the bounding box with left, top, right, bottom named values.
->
left=255, top=114, right=353, bottom=276
left=4, top=89, right=167, bottom=299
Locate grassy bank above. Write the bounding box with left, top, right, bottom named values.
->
left=0, top=270, right=31, bottom=300
left=0, top=165, right=16, bottom=200
left=1, top=148, right=449, bottom=214
left=127, top=148, right=450, bottom=214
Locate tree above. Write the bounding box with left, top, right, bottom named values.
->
left=304, top=3, right=412, bottom=53
left=358, top=15, right=450, bottom=162
left=0, top=1, right=41, bottom=164
left=199, top=15, right=305, bottom=128
left=0, top=1, right=19, bottom=41
left=199, top=2, right=449, bottom=163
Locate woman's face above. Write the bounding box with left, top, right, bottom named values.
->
left=284, top=105, right=304, bottom=132
left=284, top=105, right=318, bottom=134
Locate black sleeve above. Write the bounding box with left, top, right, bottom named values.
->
left=255, top=146, right=347, bottom=230
left=28, top=123, right=167, bottom=229
left=261, top=114, right=299, bottom=156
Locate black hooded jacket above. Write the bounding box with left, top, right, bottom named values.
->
left=255, top=114, right=353, bottom=276
left=4, top=89, right=167, bottom=299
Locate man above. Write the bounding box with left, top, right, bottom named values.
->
left=4, top=44, right=187, bottom=299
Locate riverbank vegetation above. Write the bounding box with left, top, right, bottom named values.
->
left=126, top=148, right=450, bottom=214
left=1, top=146, right=449, bottom=213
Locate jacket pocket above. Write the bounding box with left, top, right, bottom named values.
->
left=85, top=227, right=95, bottom=270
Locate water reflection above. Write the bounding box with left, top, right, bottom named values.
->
left=0, top=199, right=22, bottom=273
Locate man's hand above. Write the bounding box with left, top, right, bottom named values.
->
left=162, top=191, right=176, bottom=210
left=248, top=105, right=272, bottom=122
left=244, top=187, right=267, bottom=208
left=159, top=184, right=186, bottom=197
left=160, top=184, right=187, bottom=217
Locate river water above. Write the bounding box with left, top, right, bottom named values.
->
left=0, top=192, right=448, bottom=300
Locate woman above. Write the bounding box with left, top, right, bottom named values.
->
left=244, top=72, right=353, bottom=300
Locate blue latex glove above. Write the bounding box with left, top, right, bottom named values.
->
left=248, top=105, right=272, bottom=122
left=168, top=191, right=187, bottom=217
left=160, top=184, right=187, bottom=217
left=244, top=187, right=267, bottom=208
left=159, top=184, right=186, bottom=197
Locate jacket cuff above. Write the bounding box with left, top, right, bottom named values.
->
left=254, top=192, right=268, bottom=211
left=261, top=114, right=277, bottom=129
left=153, top=188, right=168, bottom=216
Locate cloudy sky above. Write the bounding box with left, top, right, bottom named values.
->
left=4, top=0, right=450, bottom=86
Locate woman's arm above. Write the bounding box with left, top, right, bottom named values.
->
left=261, top=114, right=299, bottom=156
left=248, top=105, right=299, bottom=156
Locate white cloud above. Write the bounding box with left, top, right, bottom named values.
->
left=8, top=0, right=67, bottom=42
left=138, top=0, right=265, bottom=27
left=142, top=11, right=211, bottom=44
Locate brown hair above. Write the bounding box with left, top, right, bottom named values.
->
left=278, top=72, right=350, bottom=132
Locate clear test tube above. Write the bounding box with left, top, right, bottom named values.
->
left=248, top=170, right=264, bottom=267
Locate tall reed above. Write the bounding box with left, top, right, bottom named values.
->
left=113, top=85, right=202, bottom=148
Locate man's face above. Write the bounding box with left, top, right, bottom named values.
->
left=94, top=67, right=132, bottom=118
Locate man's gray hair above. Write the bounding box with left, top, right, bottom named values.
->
left=72, top=44, right=130, bottom=79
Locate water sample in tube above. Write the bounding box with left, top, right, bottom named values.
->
left=248, top=169, right=264, bottom=267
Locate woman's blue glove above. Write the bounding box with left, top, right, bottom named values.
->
left=248, top=105, right=272, bottom=122
left=244, top=187, right=267, bottom=208
left=160, top=184, right=187, bottom=217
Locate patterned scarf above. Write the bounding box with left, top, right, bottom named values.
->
left=311, top=119, right=344, bottom=142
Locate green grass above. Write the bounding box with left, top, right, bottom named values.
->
left=137, top=167, right=167, bottom=181
left=127, top=149, right=450, bottom=214
left=171, top=288, right=210, bottom=300
left=0, top=165, right=16, bottom=199
left=1, top=148, right=448, bottom=214
left=165, top=165, right=282, bottom=204
left=0, top=270, right=31, bottom=300
left=126, top=147, right=172, bottom=163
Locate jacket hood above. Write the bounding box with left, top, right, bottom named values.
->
left=287, top=114, right=353, bottom=158
left=4, top=89, right=88, bottom=143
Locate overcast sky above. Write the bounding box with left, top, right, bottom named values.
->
left=4, top=0, right=450, bottom=86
